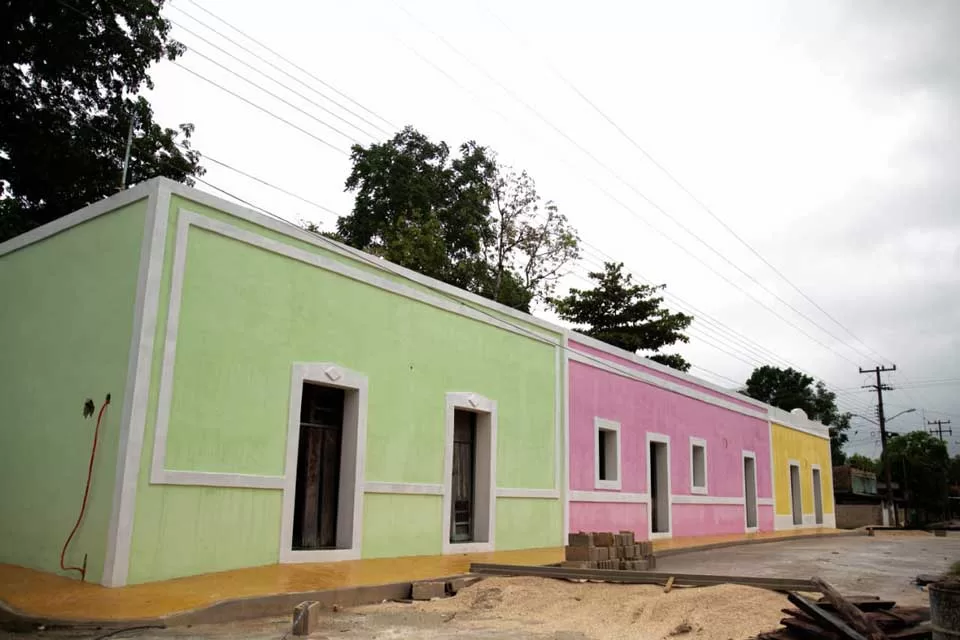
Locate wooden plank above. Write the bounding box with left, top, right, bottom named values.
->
left=664, top=576, right=675, bottom=593
left=788, top=593, right=867, bottom=640
left=470, top=563, right=819, bottom=591
left=817, top=596, right=897, bottom=612
left=812, top=577, right=888, bottom=640
left=782, top=616, right=843, bottom=639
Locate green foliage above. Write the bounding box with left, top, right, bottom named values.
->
left=338, top=127, right=580, bottom=311
left=847, top=453, right=879, bottom=474
left=550, top=262, right=693, bottom=371
left=0, top=1, right=203, bottom=242
left=885, top=431, right=949, bottom=524
left=742, top=366, right=851, bottom=464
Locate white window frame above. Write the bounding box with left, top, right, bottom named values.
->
left=689, top=437, right=708, bottom=495
left=742, top=450, right=758, bottom=533
left=442, top=392, right=497, bottom=555
left=280, top=363, right=368, bottom=563
left=594, top=418, right=622, bottom=490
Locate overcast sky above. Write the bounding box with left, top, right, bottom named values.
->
left=146, top=0, right=960, bottom=457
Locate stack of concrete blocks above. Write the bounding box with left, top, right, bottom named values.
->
left=564, top=531, right=656, bottom=570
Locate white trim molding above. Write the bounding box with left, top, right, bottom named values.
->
left=594, top=418, right=622, bottom=490
left=569, top=490, right=649, bottom=504
left=671, top=494, right=743, bottom=505
left=497, top=488, right=560, bottom=499
left=102, top=181, right=172, bottom=587
left=364, top=482, right=443, bottom=495
left=279, top=363, right=368, bottom=564
left=689, top=437, right=708, bottom=495
left=758, top=497, right=775, bottom=506
left=442, top=392, right=498, bottom=555
left=646, top=432, right=672, bottom=538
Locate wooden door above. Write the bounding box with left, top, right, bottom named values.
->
left=293, top=384, right=344, bottom=550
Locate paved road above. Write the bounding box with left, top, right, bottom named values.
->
left=656, top=532, right=960, bottom=606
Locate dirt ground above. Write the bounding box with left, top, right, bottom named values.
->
left=3, top=532, right=957, bottom=640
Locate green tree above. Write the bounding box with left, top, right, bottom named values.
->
left=481, top=166, right=579, bottom=309
left=742, top=366, right=851, bottom=465
left=339, top=127, right=580, bottom=311
left=1, top=1, right=203, bottom=242
left=885, top=431, right=949, bottom=525
left=847, top=453, right=879, bottom=474
left=550, top=262, right=693, bottom=371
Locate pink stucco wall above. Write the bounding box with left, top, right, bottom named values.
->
left=572, top=341, right=761, bottom=411
left=568, top=351, right=774, bottom=538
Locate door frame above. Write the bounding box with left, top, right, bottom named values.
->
left=646, top=432, right=672, bottom=539
left=811, top=464, right=824, bottom=525
left=280, top=363, right=367, bottom=563
left=442, top=392, right=497, bottom=555
left=742, top=450, right=758, bottom=533
left=788, top=460, right=803, bottom=526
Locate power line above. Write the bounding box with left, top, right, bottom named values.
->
left=175, top=1, right=395, bottom=135
left=173, top=64, right=348, bottom=156
left=481, top=1, right=893, bottom=368
left=394, top=2, right=869, bottom=369
left=169, top=16, right=377, bottom=141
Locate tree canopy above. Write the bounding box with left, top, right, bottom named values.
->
left=847, top=453, right=879, bottom=474
left=742, top=365, right=851, bottom=465
left=337, top=127, right=579, bottom=311
left=1, top=0, right=203, bottom=242
left=885, top=431, right=949, bottom=525
left=550, top=262, right=693, bottom=371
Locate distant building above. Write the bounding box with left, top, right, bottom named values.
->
left=833, top=466, right=899, bottom=527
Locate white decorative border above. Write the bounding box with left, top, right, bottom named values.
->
left=279, top=363, right=368, bottom=563
left=646, top=432, right=672, bottom=539
left=365, top=482, right=443, bottom=495
left=569, top=490, right=649, bottom=503
left=594, top=418, right=622, bottom=490
left=442, top=392, right=498, bottom=555
left=102, top=182, right=172, bottom=587
left=689, top=436, right=708, bottom=495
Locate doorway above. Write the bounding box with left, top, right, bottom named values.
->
left=292, top=383, right=344, bottom=550
left=450, top=409, right=477, bottom=543
left=812, top=467, right=824, bottom=525
left=789, top=464, right=803, bottom=526
left=743, top=454, right=758, bottom=529
left=649, top=439, right=670, bottom=534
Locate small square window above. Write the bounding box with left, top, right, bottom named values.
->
left=690, top=438, right=707, bottom=494
left=595, top=418, right=621, bottom=490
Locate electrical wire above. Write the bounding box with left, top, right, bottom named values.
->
left=60, top=394, right=110, bottom=581
left=173, top=2, right=394, bottom=135
left=481, top=1, right=894, bottom=368
left=394, top=2, right=869, bottom=368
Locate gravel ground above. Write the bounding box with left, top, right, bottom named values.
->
left=4, top=532, right=957, bottom=640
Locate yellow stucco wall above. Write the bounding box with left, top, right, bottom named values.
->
left=772, top=423, right=834, bottom=516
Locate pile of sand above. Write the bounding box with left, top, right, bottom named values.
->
left=406, top=576, right=790, bottom=639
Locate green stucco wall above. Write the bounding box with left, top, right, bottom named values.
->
left=127, top=195, right=561, bottom=583
left=0, top=200, right=147, bottom=583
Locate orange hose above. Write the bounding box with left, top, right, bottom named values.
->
left=60, top=394, right=110, bottom=581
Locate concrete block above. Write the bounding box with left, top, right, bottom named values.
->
left=446, top=577, right=475, bottom=595
left=636, top=541, right=653, bottom=557
left=646, top=555, right=656, bottom=569
left=596, top=546, right=609, bottom=561
left=562, top=560, right=590, bottom=569
left=292, top=601, right=322, bottom=636
left=411, top=581, right=447, bottom=600
left=567, top=545, right=608, bottom=562
left=568, top=532, right=594, bottom=547
left=594, top=532, right=615, bottom=547
left=622, top=544, right=636, bottom=559
left=619, top=531, right=635, bottom=546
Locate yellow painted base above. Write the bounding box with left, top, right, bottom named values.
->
left=0, top=548, right=562, bottom=622
left=0, top=529, right=853, bottom=623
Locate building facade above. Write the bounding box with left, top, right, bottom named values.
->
left=566, top=336, right=776, bottom=540
left=0, top=178, right=837, bottom=587
left=770, top=408, right=836, bottom=529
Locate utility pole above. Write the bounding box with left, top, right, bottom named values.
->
left=928, top=419, right=953, bottom=442
left=861, top=364, right=897, bottom=525
left=120, top=113, right=136, bottom=190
